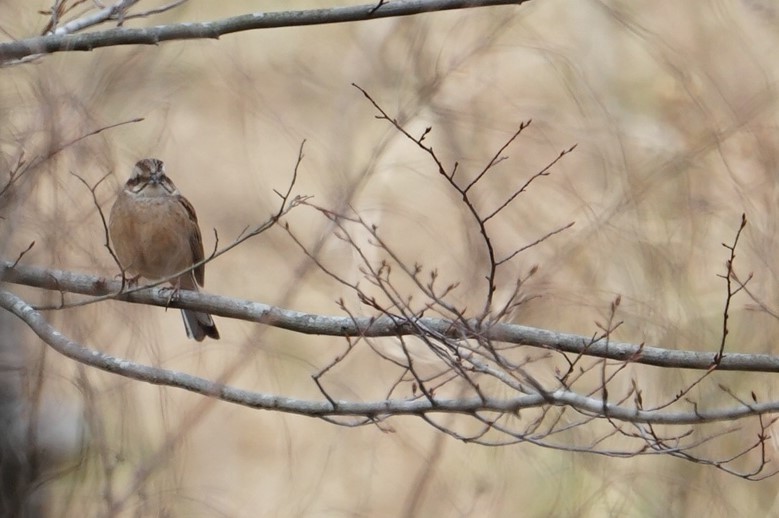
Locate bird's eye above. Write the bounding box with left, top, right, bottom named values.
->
left=126, top=175, right=148, bottom=192
left=159, top=177, right=176, bottom=193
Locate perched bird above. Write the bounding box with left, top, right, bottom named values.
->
left=108, top=158, right=219, bottom=341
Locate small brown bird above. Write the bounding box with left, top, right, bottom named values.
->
left=109, top=158, right=219, bottom=341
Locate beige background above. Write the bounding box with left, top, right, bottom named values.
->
left=3, top=0, right=779, bottom=516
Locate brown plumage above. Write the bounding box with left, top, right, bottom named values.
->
left=109, top=158, right=219, bottom=341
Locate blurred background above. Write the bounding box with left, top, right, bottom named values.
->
left=3, top=0, right=779, bottom=515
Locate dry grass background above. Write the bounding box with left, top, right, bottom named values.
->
left=4, top=0, right=779, bottom=516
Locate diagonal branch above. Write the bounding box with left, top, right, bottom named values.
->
left=1, top=0, right=532, bottom=64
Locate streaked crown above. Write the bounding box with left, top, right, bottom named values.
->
left=125, top=158, right=178, bottom=196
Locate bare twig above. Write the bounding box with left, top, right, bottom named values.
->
left=353, top=83, right=573, bottom=317
left=70, top=171, right=124, bottom=275
left=716, top=213, right=749, bottom=362
left=0, top=118, right=143, bottom=199
left=463, top=120, right=531, bottom=193
left=482, top=144, right=577, bottom=223
left=497, top=221, right=575, bottom=266
left=11, top=241, right=35, bottom=268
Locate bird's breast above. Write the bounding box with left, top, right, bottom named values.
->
left=110, top=194, right=196, bottom=281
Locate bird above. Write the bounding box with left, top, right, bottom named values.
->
left=108, top=158, right=220, bottom=341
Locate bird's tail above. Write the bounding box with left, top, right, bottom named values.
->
left=181, top=308, right=220, bottom=341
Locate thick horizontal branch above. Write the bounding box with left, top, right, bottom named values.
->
left=0, top=0, right=528, bottom=63
left=0, top=287, right=776, bottom=425
left=3, top=260, right=779, bottom=373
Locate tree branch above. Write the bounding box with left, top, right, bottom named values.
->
left=2, top=286, right=779, bottom=427
left=0, top=0, right=530, bottom=64
left=3, top=260, right=779, bottom=373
